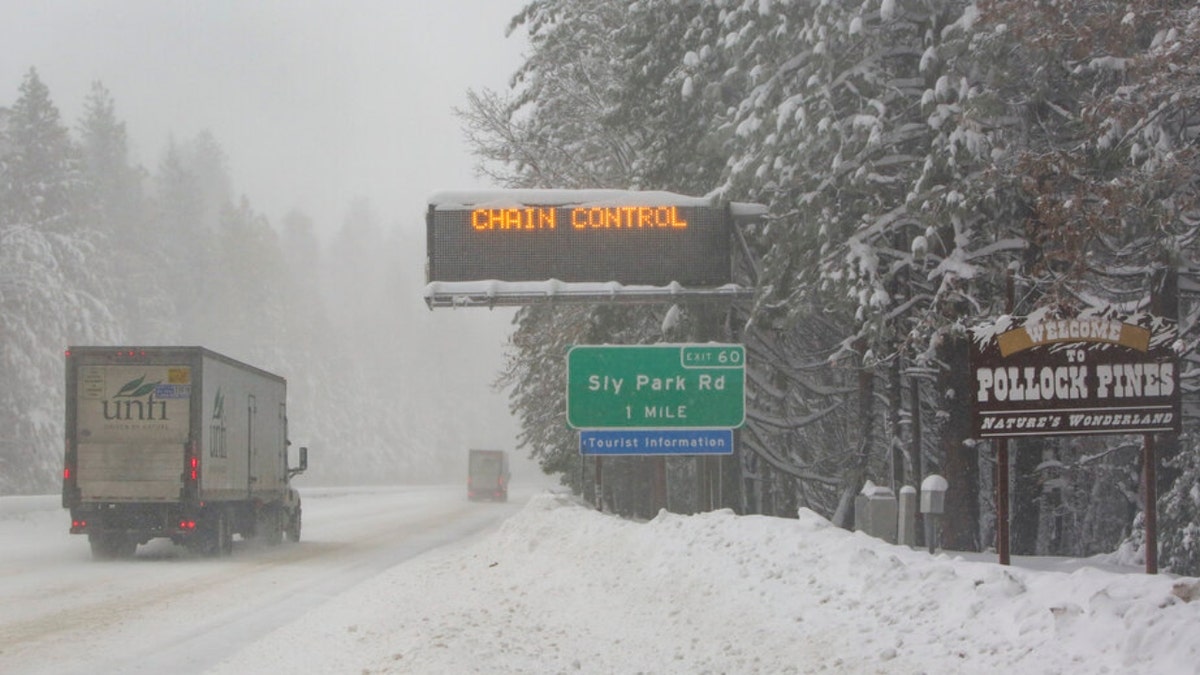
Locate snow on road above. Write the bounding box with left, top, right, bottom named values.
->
left=214, top=491, right=1200, bottom=674
left=4, top=488, right=1198, bottom=674
left=0, top=486, right=522, bottom=675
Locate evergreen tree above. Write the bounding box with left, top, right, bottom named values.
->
left=76, top=81, right=168, bottom=339
left=484, top=0, right=764, bottom=508
left=200, top=197, right=289, bottom=358
left=0, top=69, right=120, bottom=493
left=0, top=68, right=79, bottom=232
left=78, top=81, right=143, bottom=236
left=963, top=0, right=1200, bottom=565
left=151, top=134, right=228, bottom=339
left=470, top=0, right=1200, bottom=559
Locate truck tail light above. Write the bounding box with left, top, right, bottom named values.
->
left=63, top=438, right=79, bottom=509
left=185, top=441, right=200, bottom=483
left=179, top=520, right=197, bottom=531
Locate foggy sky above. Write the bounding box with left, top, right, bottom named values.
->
left=0, top=0, right=527, bottom=238
left=0, top=1, right=534, bottom=477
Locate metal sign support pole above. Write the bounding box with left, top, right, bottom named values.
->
left=997, top=438, right=1010, bottom=565
left=595, top=456, right=604, bottom=513
left=1144, top=435, right=1158, bottom=575
left=996, top=269, right=1014, bottom=566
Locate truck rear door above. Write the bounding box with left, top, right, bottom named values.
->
left=74, top=364, right=193, bottom=502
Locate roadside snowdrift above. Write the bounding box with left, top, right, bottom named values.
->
left=213, top=492, right=1200, bottom=674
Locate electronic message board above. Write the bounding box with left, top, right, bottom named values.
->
left=427, top=191, right=732, bottom=286
left=969, top=315, right=1180, bottom=438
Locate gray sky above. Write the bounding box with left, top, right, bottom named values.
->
left=0, top=0, right=528, bottom=238
left=1, top=1, right=532, bottom=475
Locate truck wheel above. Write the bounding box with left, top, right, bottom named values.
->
left=88, top=534, right=110, bottom=559
left=217, top=511, right=234, bottom=556
left=198, top=511, right=233, bottom=557
left=285, top=507, right=301, bottom=543
left=257, top=506, right=284, bottom=546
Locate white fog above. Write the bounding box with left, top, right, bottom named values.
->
left=0, top=0, right=534, bottom=484
left=2, top=1, right=1200, bottom=673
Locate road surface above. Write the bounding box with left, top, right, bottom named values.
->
left=0, top=485, right=525, bottom=674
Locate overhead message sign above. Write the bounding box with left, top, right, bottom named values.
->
left=427, top=191, right=731, bottom=286
left=567, top=344, right=745, bottom=429
left=969, top=316, right=1180, bottom=438
left=580, top=429, right=734, bottom=456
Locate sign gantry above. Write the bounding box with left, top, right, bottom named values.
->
left=423, top=189, right=763, bottom=467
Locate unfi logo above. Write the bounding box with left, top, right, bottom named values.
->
left=102, top=375, right=167, bottom=421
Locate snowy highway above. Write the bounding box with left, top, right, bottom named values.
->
left=4, top=486, right=1200, bottom=673
left=0, top=485, right=524, bottom=675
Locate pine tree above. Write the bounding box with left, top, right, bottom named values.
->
left=463, top=0, right=1200, bottom=559
left=965, top=0, right=1200, bottom=562
left=0, top=68, right=78, bottom=232
left=151, top=134, right=225, bottom=339
left=78, top=82, right=145, bottom=240
left=0, top=69, right=120, bottom=493
left=468, top=0, right=732, bottom=511
left=76, top=81, right=169, bottom=339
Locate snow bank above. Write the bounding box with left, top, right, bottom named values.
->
left=212, top=492, right=1200, bottom=674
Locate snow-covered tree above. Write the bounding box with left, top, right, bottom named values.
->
left=77, top=82, right=143, bottom=235
left=467, top=0, right=753, bottom=515
left=151, top=135, right=219, bottom=341
left=0, top=69, right=79, bottom=232
left=952, top=0, right=1200, bottom=570
left=0, top=70, right=120, bottom=493
left=466, top=0, right=1200, bottom=565
left=76, top=81, right=170, bottom=340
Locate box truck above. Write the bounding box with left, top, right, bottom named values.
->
left=62, top=347, right=308, bottom=559
left=467, top=449, right=510, bottom=502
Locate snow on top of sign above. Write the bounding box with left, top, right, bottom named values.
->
left=969, top=313, right=1015, bottom=346
left=922, top=474, right=949, bottom=491
left=428, top=189, right=714, bottom=209
left=970, top=309, right=1178, bottom=350
left=427, top=189, right=768, bottom=218
left=423, top=279, right=744, bottom=300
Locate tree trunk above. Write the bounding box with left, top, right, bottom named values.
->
left=889, top=358, right=904, bottom=492
left=910, top=374, right=926, bottom=547
left=938, top=333, right=980, bottom=551
left=836, top=338, right=876, bottom=529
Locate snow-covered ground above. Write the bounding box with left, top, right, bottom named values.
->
left=0, top=486, right=523, bottom=674
left=212, top=490, right=1200, bottom=674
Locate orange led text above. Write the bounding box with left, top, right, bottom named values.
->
left=472, top=208, right=557, bottom=231
left=470, top=206, right=689, bottom=232
left=570, top=206, right=687, bottom=230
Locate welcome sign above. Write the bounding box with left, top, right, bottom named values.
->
left=969, top=315, right=1180, bottom=438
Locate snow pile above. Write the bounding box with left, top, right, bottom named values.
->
left=213, top=492, right=1200, bottom=674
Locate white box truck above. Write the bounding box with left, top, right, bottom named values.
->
left=62, top=347, right=308, bottom=559
left=467, top=449, right=510, bottom=502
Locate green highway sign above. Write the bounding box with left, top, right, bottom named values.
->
left=566, top=344, right=745, bottom=429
